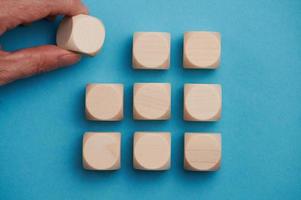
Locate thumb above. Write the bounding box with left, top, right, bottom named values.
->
left=0, top=45, right=81, bottom=85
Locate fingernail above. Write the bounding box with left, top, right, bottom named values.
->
left=58, top=53, right=81, bottom=66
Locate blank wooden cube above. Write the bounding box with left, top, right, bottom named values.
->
left=133, top=32, right=170, bottom=69
left=134, top=83, right=171, bottom=120
left=86, top=84, right=123, bottom=121
left=183, top=31, right=221, bottom=69
left=133, top=132, right=171, bottom=170
left=57, top=14, right=105, bottom=56
left=184, top=84, right=222, bottom=121
left=83, top=132, right=121, bottom=170
left=184, top=133, right=221, bottom=171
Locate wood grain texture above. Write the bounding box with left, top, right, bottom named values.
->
left=56, top=14, right=105, bottom=56
left=83, top=132, right=121, bottom=170
left=86, top=84, right=123, bottom=121
left=133, top=83, right=171, bottom=120
left=183, top=31, right=221, bottom=69
left=133, top=32, right=170, bottom=69
left=184, top=84, right=222, bottom=121
left=133, top=132, right=171, bottom=170
left=184, top=133, right=221, bottom=171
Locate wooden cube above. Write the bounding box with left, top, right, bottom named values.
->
left=183, top=31, right=221, bottom=69
left=184, top=84, right=221, bottom=121
left=86, top=84, right=123, bottom=121
left=184, top=133, right=221, bottom=171
left=83, top=132, right=121, bottom=170
left=57, top=14, right=105, bottom=56
left=133, top=132, right=171, bottom=170
left=134, top=83, right=171, bottom=120
left=133, top=32, right=170, bottom=69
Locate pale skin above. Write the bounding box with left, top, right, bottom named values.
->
left=0, top=0, right=89, bottom=85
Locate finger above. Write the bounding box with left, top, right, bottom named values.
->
left=48, top=0, right=89, bottom=16
left=0, top=46, right=9, bottom=56
left=0, top=45, right=81, bottom=85
left=0, top=50, right=9, bottom=56
left=0, top=0, right=88, bottom=35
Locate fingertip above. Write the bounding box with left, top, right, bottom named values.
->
left=69, top=2, right=89, bottom=16
left=80, top=5, right=89, bottom=15
left=77, top=1, right=89, bottom=15
left=57, top=52, right=81, bottom=67
left=51, top=1, right=89, bottom=16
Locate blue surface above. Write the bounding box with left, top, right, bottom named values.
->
left=1, top=0, right=301, bottom=199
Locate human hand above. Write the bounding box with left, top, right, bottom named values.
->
left=0, top=0, right=88, bottom=85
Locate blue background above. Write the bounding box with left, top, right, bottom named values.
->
left=1, top=0, right=301, bottom=199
